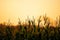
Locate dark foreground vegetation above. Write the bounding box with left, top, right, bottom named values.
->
left=0, top=15, right=60, bottom=40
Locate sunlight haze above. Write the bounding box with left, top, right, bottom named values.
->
left=0, top=0, right=60, bottom=25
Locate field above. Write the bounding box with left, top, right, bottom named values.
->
left=0, top=15, right=60, bottom=40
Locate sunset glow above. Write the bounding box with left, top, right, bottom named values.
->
left=0, top=0, right=60, bottom=25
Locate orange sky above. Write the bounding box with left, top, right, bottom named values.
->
left=0, top=0, right=60, bottom=25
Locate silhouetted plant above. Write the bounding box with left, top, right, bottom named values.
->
left=43, top=14, right=48, bottom=25
left=0, top=15, right=60, bottom=40
left=38, top=16, right=41, bottom=27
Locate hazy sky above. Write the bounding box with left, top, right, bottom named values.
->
left=0, top=0, right=60, bottom=25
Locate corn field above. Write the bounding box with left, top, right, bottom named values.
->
left=0, top=15, right=60, bottom=40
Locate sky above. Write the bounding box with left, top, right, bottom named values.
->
left=0, top=0, right=60, bottom=25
